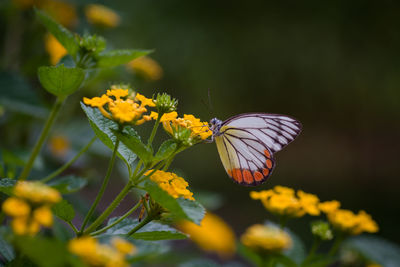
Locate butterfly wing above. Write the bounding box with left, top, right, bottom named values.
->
left=215, top=113, right=301, bottom=186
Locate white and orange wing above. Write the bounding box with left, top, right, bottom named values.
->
left=215, top=113, right=302, bottom=186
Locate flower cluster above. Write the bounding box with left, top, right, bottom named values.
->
left=150, top=111, right=212, bottom=145
left=83, top=87, right=155, bottom=125
left=84, top=4, right=120, bottom=28
left=2, top=181, right=61, bottom=235
left=127, top=56, right=163, bottom=81
left=250, top=186, right=320, bottom=218
left=146, top=170, right=194, bottom=200
left=319, top=200, right=378, bottom=235
left=178, top=212, right=236, bottom=258
left=69, top=236, right=136, bottom=267
left=240, top=224, right=292, bottom=253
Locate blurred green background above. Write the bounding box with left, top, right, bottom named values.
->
left=1, top=0, right=399, bottom=249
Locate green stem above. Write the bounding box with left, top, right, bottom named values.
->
left=90, top=200, right=142, bottom=236
left=279, top=216, right=288, bottom=229
left=19, top=97, right=64, bottom=180
left=329, top=232, right=345, bottom=256
left=83, top=181, right=133, bottom=235
left=127, top=214, right=153, bottom=236
left=80, top=139, right=120, bottom=233
left=303, top=237, right=320, bottom=265
left=67, top=221, right=79, bottom=234
left=41, top=136, right=96, bottom=183
left=147, top=114, right=161, bottom=147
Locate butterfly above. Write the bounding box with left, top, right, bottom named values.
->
left=209, top=113, right=302, bottom=186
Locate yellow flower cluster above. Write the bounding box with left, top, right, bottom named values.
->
left=250, top=186, right=320, bottom=218
left=69, top=237, right=136, bottom=267
left=178, top=212, right=236, bottom=258
left=241, top=224, right=292, bottom=252
left=146, top=170, right=194, bottom=200
left=127, top=56, right=163, bottom=81
left=2, top=181, right=61, bottom=235
left=48, top=135, right=69, bottom=157
left=85, top=4, right=120, bottom=28
left=83, top=88, right=155, bottom=125
left=45, top=34, right=67, bottom=65
left=150, top=112, right=212, bottom=142
left=319, top=200, right=378, bottom=235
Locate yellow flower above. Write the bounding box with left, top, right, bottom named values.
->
left=327, top=209, right=378, bottom=235
left=14, top=181, right=61, bottom=204
left=2, top=197, right=30, bottom=217
left=178, top=212, right=236, bottom=258
left=150, top=111, right=178, bottom=122
left=146, top=170, right=194, bottom=200
left=69, top=237, right=129, bottom=267
left=45, top=34, right=67, bottom=65
left=83, top=89, right=155, bottom=125
left=127, top=56, right=163, bottom=81
left=42, top=0, right=78, bottom=28
left=241, top=224, right=292, bottom=252
left=11, top=217, right=40, bottom=236
left=251, top=186, right=320, bottom=218
left=111, top=238, right=137, bottom=256
left=319, top=200, right=341, bottom=214
left=48, top=135, right=69, bottom=157
left=33, top=206, right=53, bottom=227
left=85, top=4, right=120, bottom=28
left=366, top=263, right=382, bottom=267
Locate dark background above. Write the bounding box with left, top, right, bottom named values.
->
left=1, top=0, right=400, bottom=248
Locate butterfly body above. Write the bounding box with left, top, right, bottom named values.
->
left=209, top=113, right=302, bottom=186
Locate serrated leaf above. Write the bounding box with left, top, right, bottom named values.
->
left=49, top=175, right=87, bottom=194
left=0, top=178, right=16, bottom=196
left=342, top=236, right=400, bottom=267
left=96, top=49, right=152, bottom=68
left=52, top=199, right=75, bottom=222
left=144, top=180, right=205, bottom=224
left=154, top=139, right=177, bottom=162
left=113, top=130, right=153, bottom=164
left=35, top=8, right=79, bottom=57
left=38, top=65, right=85, bottom=98
left=80, top=103, right=137, bottom=167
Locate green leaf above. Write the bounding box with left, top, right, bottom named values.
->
left=0, top=227, right=15, bottom=261
left=179, top=259, right=222, bottom=267
left=96, top=49, right=152, bottom=68
left=143, top=180, right=205, bottom=224
left=283, top=226, right=306, bottom=265
left=127, top=240, right=170, bottom=263
left=52, top=199, right=75, bottom=222
left=105, top=217, right=187, bottom=240
left=0, top=178, right=16, bottom=196
left=154, top=139, right=177, bottom=162
left=13, top=236, right=85, bottom=267
left=49, top=175, right=88, bottom=194
left=35, top=8, right=79, bottom=57
left=38, top=65, right=85, bottom=98
left=342, top=236, right=400, bottom=267
left=113, top=130, right=153, bottom=165
left=80, top=103, right=137, bottom=167
left=237, top=243, right=262, bottom=267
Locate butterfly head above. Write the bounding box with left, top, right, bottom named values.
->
left=209, top=117, right=223, bottom=135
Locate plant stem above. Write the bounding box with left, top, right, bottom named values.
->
left=329, top=232, right=345, bottom=256
left=147, top=114, right=161, bottom=147
left=19, top=97, right=64, bottom=181
left=67, top=221, right=79, bottom=234
left=41, top=136, right=96, bottom=183
left=80, top=139, right=120, bottom=233
left=83, top=181, right=133, bottom=235
left=279, top=216, right=288, bottom=229
left=303, top=237, right=321, bottom=265
left=127, top=214, right=153, bottom=236
left=90, top=200, right=142, bottom=236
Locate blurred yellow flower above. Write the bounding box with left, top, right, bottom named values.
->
left=42, top=0, right=78, bottom=28
left=127, top=56, right=163, bottom=81
left=241, top=224, right=292, bottom=252
left=83, top=88, right=154, bottom=125
left=2, top=182, right=61, bottom=235
left=326, top=208, right=378, bottom=235
left=69, top=236, right=130, bottom=267
left=318, top=200, right=340, bottom=214
left=85, top=4, right=120, bottom=28
left=146, top=170, right=194, bottom=200
left=178, top=212, right=236, bottom=258
left=149, top=111, right=178, bottom=122
left=250, top=186, right=320, bottom=218
left=48, top=135, right=69, bottom=157
left=366, top=263, right=382, bottom=267
left=111, top=237, right=137, bottom=256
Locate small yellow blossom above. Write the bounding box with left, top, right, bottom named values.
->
left=2, top=197, right=30, bottom=217
left=48, top=135, right=69, bottom=157
left=111, top=238, right=137, bottom=256
left=241, top=224, right=292, bottom=252
left=251, top=186, right=320, bottom=218
left=127, top=56, right=163, bottom=81
left=318, top=200, right=341, bottom=214
left=327, top=209, right=378, bottom=235
left=85, top=4, right=120, bottom=28
left=146, top=170, right=194, bottom=200
left=45, top=34, right=67, bottom=65
left=11, top=217, right=40, bottom=236
left=42, top=0, right=78, bottom=28
left=150, top=111, right=178, bottom=122
left=83, top=89, right=155, bottom=125
left=69, top=237, right=129, bottom=267
left=14, top=181, right=61, bottom=204
left=33, top=206, right=53, bottom=227
left=178, top=212, right=236, bottom=258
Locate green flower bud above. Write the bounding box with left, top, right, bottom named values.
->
left=311, top=220, right=333, bottom=241
left=80, top=34, right=106, bottom=54
left=155, top=93, right=178, bottom=114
